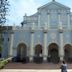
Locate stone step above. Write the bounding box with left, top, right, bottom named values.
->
left=4, top=63, right=72, bottom=69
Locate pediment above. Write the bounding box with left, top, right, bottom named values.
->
left=38, top=1, right=70, bottom=10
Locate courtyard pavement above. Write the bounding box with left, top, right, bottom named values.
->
left=1, top=63, right=72, bottom=72
left=0, top=69, right=72, bottom=72
left=3, top=63, right=72, bottom=69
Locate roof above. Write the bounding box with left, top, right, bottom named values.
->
left=29, top=13, right=38, bottom=17
left=38, top=0, right=70, bottom=10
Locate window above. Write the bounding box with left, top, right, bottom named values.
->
left=1, top=38, right=4, bottom=41
left=8, top=38, right=9, bottom=41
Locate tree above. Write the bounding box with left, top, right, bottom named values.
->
left=0, top=0, right=9, bottom=57
left=0, top=0, right=9, bottom=26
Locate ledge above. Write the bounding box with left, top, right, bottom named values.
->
left=30, top=30, right=35, bottom=33
left=43, top=29, right=48, bottom=33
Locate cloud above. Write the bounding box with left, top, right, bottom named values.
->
left=6, top=0, right=40, bottom=25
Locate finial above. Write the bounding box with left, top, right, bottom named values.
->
left=52, top=0, right=55, bottom=1
left=24, top=13, right=27, bottom=16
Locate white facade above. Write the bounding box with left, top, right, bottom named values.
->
left=2, top=0, right=72, bottom=63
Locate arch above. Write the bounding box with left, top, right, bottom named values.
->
left=48, top=43, right=58, bottom=50
left=17, top=43, right=27, bottom=61
left=64, top=44, right=72, bottom=62
left=34, top=44, right=43, bottom=63
left=35, top=44, right=42, bottom=56
left=48, top=43, right=59, bottom=63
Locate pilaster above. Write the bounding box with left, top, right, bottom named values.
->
left=58, top=13, right=64, bottom=61
left=43, top=23, right=48, bottom=62
left=47, top=11, right=50, bottom=29
left=9, top=26, right=15, bottom=57
left=43, top=33, right=48, bottom=62
left=29, top=23, right=35, bottom=62
left=38, top=12, right=41, bottom=28
left=59, top=33, right=64, bottom=61
left=30, top=32, right=34, bottom=62
left=67, top=13, right=70, bottom=29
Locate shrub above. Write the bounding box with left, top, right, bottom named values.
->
left=0, top=61, right=5, bottom=69
left=0, top=59, right=8, bottom=69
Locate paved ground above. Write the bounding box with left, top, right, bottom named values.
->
left=4, top=63, right=72, bottom=69
left=0, top=69, right=72, bottom=72
left=1, top=63, right=72, bottom=72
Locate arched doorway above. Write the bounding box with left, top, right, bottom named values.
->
left=17, top=43, right=27, bottom=62
left=34, top=44, right=43, bottom=63
left=35, top=44, right=42, bottom=56
left=48, top=43, right=59, bottom=63
left=64, top=44, right=72, bottom=62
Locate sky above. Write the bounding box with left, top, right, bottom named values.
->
left=6, top=0, right=72, bottom=26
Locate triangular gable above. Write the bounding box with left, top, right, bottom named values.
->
left=38, top=1, right=70, bottom=10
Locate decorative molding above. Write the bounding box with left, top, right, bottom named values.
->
left=51, top=33, right=56, bottom=40
left=47, top=12, right=50, bottom=15
left=10, top=31, right=14, bottom=34
left=58, top=12, right=61, bottom=15
left=67, top=13, right=70, bottom=15
left=30, top=30, right=35, bottom=33
left=38, top=12, right=41, bottom=15
left=43, top=30, right=48, bottom=33
left=59, top=29, right=63, bottom=33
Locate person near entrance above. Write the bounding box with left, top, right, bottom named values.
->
left=60, top=61, right=67, bottom=72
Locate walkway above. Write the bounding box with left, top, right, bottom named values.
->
left=0, top=69, right=72, bottom=72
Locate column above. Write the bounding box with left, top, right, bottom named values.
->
left=58, top=13, right=64, bottom=61
left=58, top=13, right=61, bottom=25
left=9, top=25, right=15, bottom=57
left=43, top=23, right=48, bottom=62
left=67, top=13, right=71, bottom=59
left=38, top=12, right=41, bottom=28
left=47, top=12, right=50, bottom=29
left=29, top=23, right=35, bottom=62
left=59, top=33, right=64, bottom=61
left=67, top=13, right=70, bottom=29
left=43, top=33, right=47, bottom=62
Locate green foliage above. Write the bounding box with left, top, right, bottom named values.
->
left=0, top=61, right=5, bottom=69
left=0, top=34, right=2, bottom=53
left=0, top=59, right=8, bottom=69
